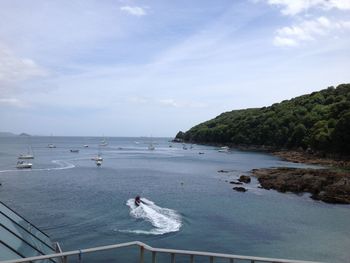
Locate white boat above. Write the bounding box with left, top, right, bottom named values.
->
left=48, top=134, right=56, bottom=148
left=91, top=155, right=103, bottom=161
left=95, top=151, right=103, bottom=166
left=18, top=154, right=34, bottom=159
left=218, top=146, right=229, bottom=152
left=92, top=142, right=103, bottom=165
left=16, top=161, right=32, bottom=169
left=83, top=145, right=89, bottom=148
left=148, top=143, right=155, bottom=150
left=18, top=139, right=34, bottom=159
left=99, top=137, right=108, bottom=146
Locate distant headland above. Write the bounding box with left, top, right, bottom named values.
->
left=0, top=132, right=31, bottom=137
left=175, top=83, right=350, bottom=157
left=175, top=83, right=350, bottom=204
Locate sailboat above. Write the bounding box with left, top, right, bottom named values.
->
left=99, top=136, right=108, bottom=146
left=48, top=134, right=56, bottom=148
left=148, top=142, right=155, bottom=150
left=147, top=136, right=156, bottom=150
left=92, top=144, right=103, bottom=166
left=18, top=137, right=34, bottom=159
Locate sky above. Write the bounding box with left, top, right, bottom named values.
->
left=0, top=0, right=349, bottom=137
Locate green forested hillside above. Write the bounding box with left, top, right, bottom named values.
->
left=176, top=84, right=350, bottom=155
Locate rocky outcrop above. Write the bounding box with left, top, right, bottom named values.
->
left=238, top=175, right=251, bottom=183
left=252, top=168, right=350, bottom=204
left=233, top=187, right=247, bottom=192
left=272, top=151, right=350, bottom=167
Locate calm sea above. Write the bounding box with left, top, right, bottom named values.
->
left=0, top=136, right=349, bottom=262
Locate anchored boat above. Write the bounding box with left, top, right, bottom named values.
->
left=16, top=160, right=32, bottom=169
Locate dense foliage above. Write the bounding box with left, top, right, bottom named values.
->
left=177, top=84, right=350, bottom=155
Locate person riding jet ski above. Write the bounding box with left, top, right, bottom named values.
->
left=135, top=195, right=142, bottom=206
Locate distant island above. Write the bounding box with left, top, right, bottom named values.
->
left=19, top=133, right=31, bottom=137
left=176, top=83, right=350, bottom=156
left=0, top=132, right=31, bottom=137
left=175, top=83, right=350, bottom=204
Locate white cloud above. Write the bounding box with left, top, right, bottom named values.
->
left=0, top=45, right=46, bottom=83
left=159, top=99, right=207, bottom=108
left=0, top=98, right=27, bottom=108
left=267, top=0, right=350, bottom=15
left=159, top=99, right=180, bottom=107
left=120, top=6, right=146, bottom=16
left=274, top=17, right=350, bottom=46
left=273, top=36, right=298, bottom=46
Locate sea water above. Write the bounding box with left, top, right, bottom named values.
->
left=0, top=136, right=349, bottom=262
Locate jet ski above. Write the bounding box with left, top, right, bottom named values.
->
left=135, top=196, right=142, bottom=206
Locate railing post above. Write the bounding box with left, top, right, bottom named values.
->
left=62, top=255, right=68, bottom=263
left=171, top=253, right=175, bottom=263
left=229, top=259, right=234, bottom=263
left=152, top=251, right=156, bottom=263
left=210, top=256, right=214, bottom=263
left=190, top=254, right=194, bottom=263
left=140, top=246, right=144, bottom=263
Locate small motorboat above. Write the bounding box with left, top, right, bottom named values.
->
left=83, top=145, right=89, bottom=148
left=96, top=160, right=102, bottom=166
left=70, top=149, right=79, bottom=153
left=16, top=161, right=32, bottom=169
left=48, top=144, right=56, bottom=148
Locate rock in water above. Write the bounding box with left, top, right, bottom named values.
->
left=238, top=175, right=251, bottom=183
left=233, top=187, right=247, bottom=192
left=252, top=168, right=350, bottom=204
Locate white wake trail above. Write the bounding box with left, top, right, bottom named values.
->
left=0, top=160, right=75, bottom=173
left=121, top=198, right=182, bottom=235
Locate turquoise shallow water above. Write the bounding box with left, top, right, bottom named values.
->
left=0, top=136, right=349, bottom=263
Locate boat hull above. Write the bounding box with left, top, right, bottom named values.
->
left=18, top=155, right=34, bottom=159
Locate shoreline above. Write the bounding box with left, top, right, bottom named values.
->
left=251, top=167, right=350, bottom=204
left=177, top=141, right=350, bottom=204
left=176, top=140, right=350, bottom=167
left=272, top=150, right=350, bottom=168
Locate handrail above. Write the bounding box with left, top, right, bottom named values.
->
left=0, top=211, right=54, bottom=250
left=0, top=201, right=50, bottom=238
left=0, top=241, right=324, bottom=263
left=0, top=224, right=56, bottom=263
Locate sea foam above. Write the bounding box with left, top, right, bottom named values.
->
left=122, top=198, right=182, bottom=235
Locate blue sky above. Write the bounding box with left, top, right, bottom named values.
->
left=0, top=0, right=349, bottom=136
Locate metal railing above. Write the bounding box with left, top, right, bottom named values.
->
left=0, top=241, right=324, bottom=263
